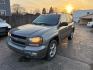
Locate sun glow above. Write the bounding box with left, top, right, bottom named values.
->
left=65, top=4, right=74, bottom=14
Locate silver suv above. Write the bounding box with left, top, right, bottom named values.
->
left=7, top=14, right=75, bottom=60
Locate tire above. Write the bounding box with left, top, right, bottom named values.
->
left=68, top=32, right=74, bottom=40
left=45, top=40, right=57, bottom=60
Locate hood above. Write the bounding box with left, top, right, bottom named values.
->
left=11, top=24, right=52, bottom=37
left=0, top=22, right=11, bottom=28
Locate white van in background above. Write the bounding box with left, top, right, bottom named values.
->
left=87, top=21, right=93, bottom=28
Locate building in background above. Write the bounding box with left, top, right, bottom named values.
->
left=73, top=10, right=93, bottom=23
left=80, top=14, right=93, bottom=25
left=0, top=0, right=11, bottom=16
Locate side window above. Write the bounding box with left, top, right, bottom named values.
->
left=69, top=15, right=73, bottom=22
left=0, top=10, right=6, bottom=16
left=0, top=0, right=5, bottom=4
left=66, top=14, right=72, bottom=23
left=60, top=14, right=67, bottom=23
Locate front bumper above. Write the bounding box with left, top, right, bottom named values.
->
left=7, top=38, right=47, bottom=58
left=0, top=32, right=7, bottom=36
left=0, top=28, right=10, bottom=36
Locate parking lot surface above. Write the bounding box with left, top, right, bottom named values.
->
left=0, top=25, right=93, bottom=70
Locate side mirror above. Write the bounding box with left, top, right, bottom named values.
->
left=58, top=22, right=68, bottom=28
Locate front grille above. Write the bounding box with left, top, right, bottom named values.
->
left=11, top=34, right=28, bottom=47
left=0, top=27, right=8, bottom=32
left=11, top=34, right=26, bottom=39
left=11, top=38, right=26, bottom=46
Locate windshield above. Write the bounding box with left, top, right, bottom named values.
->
left=32, top=14, right=60, bottom=26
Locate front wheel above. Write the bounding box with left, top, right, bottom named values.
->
left=45, top=40, right=57, bottom=60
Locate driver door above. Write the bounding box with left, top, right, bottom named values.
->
left=58, top=14, right=68, bottom=45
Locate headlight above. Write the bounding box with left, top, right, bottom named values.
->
left=29, top=37, right=43, bottom=44
left=8, top=32, right=11, bottom=36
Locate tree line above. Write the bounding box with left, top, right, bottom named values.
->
left=12, top=4, right=58, bottom=15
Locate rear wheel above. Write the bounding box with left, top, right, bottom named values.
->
left=45, top=40, right=57, bottom=60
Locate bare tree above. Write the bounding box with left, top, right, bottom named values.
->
left=42, top=8, right=46, bottom=14
left=54, top=8, right=58, bottom=13
left=34, top=9, right=41, bottom=15
left=12, top=4, right=26, bottom=15
left=49, top=7, right=54, bottom=14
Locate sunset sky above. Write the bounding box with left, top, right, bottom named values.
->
left=10, top=0, right=93, bottom=12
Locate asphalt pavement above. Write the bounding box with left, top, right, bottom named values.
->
left=0, top=25, right=93, bottom=70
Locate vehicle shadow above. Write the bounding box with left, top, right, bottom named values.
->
left=58, top=38, right=74, bottom=49
left=1, top=51, right=58, bottom=70
left=57, top=38, right=74, bottom=58
left=0, top=36, right=7, bottom=41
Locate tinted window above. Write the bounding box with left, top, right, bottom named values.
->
left=0, top=0, right=5, bottom=4
left=32, top=14, right=60, bottom=26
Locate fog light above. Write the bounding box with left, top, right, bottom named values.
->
left=8, top=32, right=11, bottom=36
left=31, top=52, right=37, bottom=56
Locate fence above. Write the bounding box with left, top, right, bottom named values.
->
left=0, top=14, right=39, bottom=28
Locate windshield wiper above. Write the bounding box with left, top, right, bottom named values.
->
left=32, top=22, right=49, bottom=26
